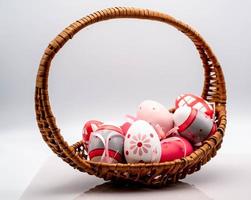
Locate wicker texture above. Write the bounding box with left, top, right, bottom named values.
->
left=35, top=7, right=227, bottom=186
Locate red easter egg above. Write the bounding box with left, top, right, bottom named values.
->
left=175, top=93, right=214, bottom=118
left=82, top=120, right=103, bottom=149
left=160, top=136, right=193, bottom=162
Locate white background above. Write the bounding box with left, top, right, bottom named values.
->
left=1, top=0, right=251, bottom=199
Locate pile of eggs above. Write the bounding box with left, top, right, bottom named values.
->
left=82, top=94, right=216, bottom=164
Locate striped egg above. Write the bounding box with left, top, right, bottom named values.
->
left=88, top=124, right=124, bottom=163
left=173, top=106, right=216, bottom=145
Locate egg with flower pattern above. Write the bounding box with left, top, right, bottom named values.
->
left=124, top=120, right=161, bottom=163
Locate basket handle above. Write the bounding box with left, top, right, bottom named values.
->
left=35, top=7, right=226, bottom=172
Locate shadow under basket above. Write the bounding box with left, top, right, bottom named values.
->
left=35, top=7, right=227, bottom=186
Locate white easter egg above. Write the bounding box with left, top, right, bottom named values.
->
left=124, top=120, right=161, bottom=163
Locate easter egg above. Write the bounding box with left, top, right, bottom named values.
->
left=82, top=120, right=103, bottom=150
left=88, top=124, right=124, bottom=163
left=136, top=100, right=174, bottom=139
left=124, top=120, right=161, bottom=163
left=173, top=106, right=216, bottom=144
left=175, top=94, right=214, bottom=118
left=160, top=136, right=193, bottom=162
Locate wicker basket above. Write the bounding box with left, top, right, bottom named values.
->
left=35, top=7, right=227, bottom=186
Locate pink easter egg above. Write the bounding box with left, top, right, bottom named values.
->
left=173, top=106, right=216, bottom=144
left=136, top=100, right=174, bottom=139
left=175, top=93, right=214, bottom=118
left=88, top=124, right=124, bottom=163
left=160, top=136, right=193, bottom=162
left=82, top=120, right=103, bottom=150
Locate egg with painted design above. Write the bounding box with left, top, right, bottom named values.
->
left=175, top=93, right=214, bottom=118
left=124, top=120, right=161, bottom=163
left=173, top=106, right=216, bottom=144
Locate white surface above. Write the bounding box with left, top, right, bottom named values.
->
left=0, top=131, right=50, bottom=200
left=19, top=154, right=251, bottom=200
